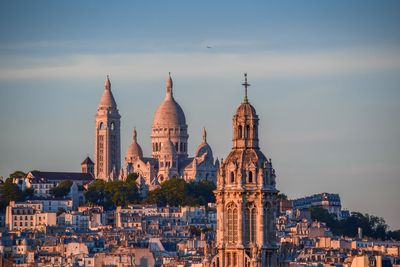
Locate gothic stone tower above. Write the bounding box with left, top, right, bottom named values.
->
left=95, top=76, right=121, bottom=180
left=211, top=74, right=279, bottom=267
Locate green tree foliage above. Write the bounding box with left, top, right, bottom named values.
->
left=9, top=170, right=26, bottom=179
left=387, top=230, right=400, bottom=240
left=50, top=180, right=73, bottom=198
left=84, top=178, right=140, bottom=209
left=146, top=178, right=216, bottom=207
left=277, top=193, right=288, bottom=200
left=310, top=207, right=394, bottom=240
left=0, top=178, right=25, bottom=211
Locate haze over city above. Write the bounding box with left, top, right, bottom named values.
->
left=0, top=0, right=399, bottom=232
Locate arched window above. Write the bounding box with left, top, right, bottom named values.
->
left=238, top=125, right=243, bottom=139
left=110, top=122, right=115, bottom=130
left=251, top=207, right=257, bottom=243
left=248, top=171, right=253, bottom=183
left=226, top=203, right=238, bottom=243
left=264, top=202, right=272, bottom=243
left=99, top=122, right=104, bottom=130
left=245, top=125, right=250, bottom=139
left=245, top=203, right=257, bottom=244
left=230, top=172, right=235, bottom=183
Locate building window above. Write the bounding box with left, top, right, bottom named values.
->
left=238, top=125, right=243, bottom=139
left=248, top=171, right=253, bottom=183
left=226, top=203, right=238, bottom=243
left=230, top=172, right=235, bottom=183
left=245, top=203, right=257, bottom=244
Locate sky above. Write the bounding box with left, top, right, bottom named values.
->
left=0, top=1, right=399, bottom=228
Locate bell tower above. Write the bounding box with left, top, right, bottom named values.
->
left=210, top=74, right=279, bottom=267
left=94, top=76, right=121, bottom=180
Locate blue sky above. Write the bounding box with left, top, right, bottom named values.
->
left=0, top=1, right=399, bottom=228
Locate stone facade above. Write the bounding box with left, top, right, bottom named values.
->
left=208, top=74, right=279, bottom=267
left=94, top=76, right=121, bottom=180
left=123, top=74, right=218, bottom=192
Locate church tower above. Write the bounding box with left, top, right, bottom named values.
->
left=211, top=74, right=279, bottom=267
left=94, top=76, right=121, bottom=180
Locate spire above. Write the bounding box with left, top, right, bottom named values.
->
left=165, top=72, right=173, bottom=99
left=98, top=75, right=117, bottom=108
left=242, top=73, right=251, bottom=103
left=202, top=127, right=207, bottom=143
left=133, top=127, right=137, bottom=142
left=105, top=75, right=111, bottom=90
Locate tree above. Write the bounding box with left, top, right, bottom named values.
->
left=84, top=178, right=140, bottom=209
left=277, top=193, right=288, bottom=200
left=9, top=170, right=26, bottom=179
left=50, top=180, right=73, bottom=198
left=0, top=178, right=25, bottom=211
left=387, top=230, right=400, bottom=241
left=146, top=178, right=216, bottom=207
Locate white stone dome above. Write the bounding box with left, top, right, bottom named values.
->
left=152, top=74, right=186, bottom=128
left=125, top=128, right=143, bottom=159
left=98, top=76, right=117, bottom=109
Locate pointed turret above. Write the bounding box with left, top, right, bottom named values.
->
left=98, top=75, right=117, bottom=109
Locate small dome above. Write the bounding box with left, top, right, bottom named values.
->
left=196, top=128, right=213, bottom=159
left=235, top=102, right=257, bottom=118
left=98, top=76, right=117, bottom=109
left=152, top=73, right=186, bottom=128
left=125, top=128, right=143, bottom=159
left=196, top=142, right=213, bottom=159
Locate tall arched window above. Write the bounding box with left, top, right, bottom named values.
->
left=245, top=125, right=250, bottom=139
left=265, top=202, right=272, bottom=243
left=245, top=203, right=257, bottom=244
left=251, top=207, right=257, bottom=243
left=99, top=122, right=104, bottom=130
left=226, top=203, right=238, bottom=243
left=238, top=125, right=243, bottom=139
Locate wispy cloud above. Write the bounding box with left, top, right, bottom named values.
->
left=0, top=46, right=399, bottom=81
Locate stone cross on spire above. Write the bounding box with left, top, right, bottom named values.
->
left=242, top=73, right=251, bottom=103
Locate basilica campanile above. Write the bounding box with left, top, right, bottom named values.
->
left=210, top=74, right=279, bottom=267
left=94, top=76, right=121, bottom=180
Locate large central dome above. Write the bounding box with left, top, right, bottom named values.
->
left=151, top=73, right=189, bottom=159
left=152, top=73, right=186, bottom=128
